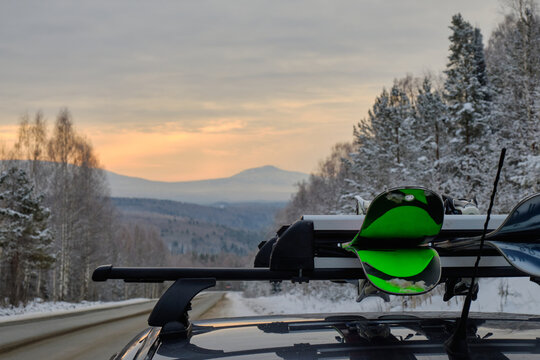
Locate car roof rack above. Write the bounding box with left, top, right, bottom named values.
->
left=93, top=213, right=539, bottom=340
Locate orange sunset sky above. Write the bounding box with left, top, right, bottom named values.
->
left=0, top=1, right=502, bottom=181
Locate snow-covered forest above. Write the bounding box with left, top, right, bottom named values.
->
left=278, top=1, right=540, bottom=223
left=0, top=110, right=170, bottom=306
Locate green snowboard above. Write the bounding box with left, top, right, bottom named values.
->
left=346, top=187, right=444, bottom=295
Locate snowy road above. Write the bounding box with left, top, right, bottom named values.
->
left=0, top=292, right=223, bottom=360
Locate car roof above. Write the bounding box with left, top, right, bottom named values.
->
left=143, top=312, right=540, bottom=360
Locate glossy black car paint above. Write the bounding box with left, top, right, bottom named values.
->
left=113, top=312, right=540, bottom=360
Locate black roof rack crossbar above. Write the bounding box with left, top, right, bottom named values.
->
left=92, top=265, right=366, bottom=283
left=92, top=264, right=527, bottom=283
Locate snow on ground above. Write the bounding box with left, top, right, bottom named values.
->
left=220, top=277, right=540, bottom=317
left=0, top=298, right=150, bottom=322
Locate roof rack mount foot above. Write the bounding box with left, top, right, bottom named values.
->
left=148, top=278, right=216, bottom=337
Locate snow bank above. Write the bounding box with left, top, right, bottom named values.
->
left=0, top=298, right=150, bottom=322
left=225, top=277, right=539, bottom=316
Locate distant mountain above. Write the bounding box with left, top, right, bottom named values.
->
left=105, top=165, right=308, bottom=204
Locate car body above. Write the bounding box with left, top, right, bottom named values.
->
left=113, top=311, right=540, bottom=359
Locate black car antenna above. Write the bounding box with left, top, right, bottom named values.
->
left=444, top=148, right=506, bottom=359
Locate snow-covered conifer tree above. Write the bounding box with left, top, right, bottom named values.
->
left=473, top=28, right=489, bottom=93
left=340, top=84, right=415, bottom=212
left=0, top=167, right=54, bottom=305
left=485, top=0, right=540, bottom=209
left=442, top=14, right=493, bottom=206
left=413, top=78, right=448, bottom=187
left=388, top=84, right=415, bottom=173
left=345, top=89, right=392, bottom=203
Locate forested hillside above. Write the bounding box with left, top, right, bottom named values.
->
left=278, top=1, right=540, bottom=223
left=113, top=198, right=283, bottom=232
left=112, top=198, right=282, bottom=257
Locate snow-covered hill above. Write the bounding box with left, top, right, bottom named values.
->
left=105, top=165, right=308, bottom=204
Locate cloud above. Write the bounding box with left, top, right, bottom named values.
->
left=0, top=0, right=503, bottom=180
left=199, top=120, right=245, bottom=134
